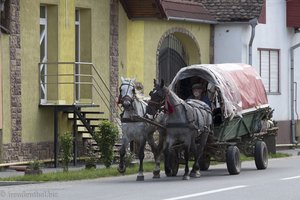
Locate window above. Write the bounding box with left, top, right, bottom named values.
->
left=40, top=5, right=47, bottom=103
left=258, top=48, right=280, bottom=94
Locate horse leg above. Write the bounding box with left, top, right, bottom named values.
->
left=163, top=139, right=173, bottom=177
left=182, top=143, right=190, bottom=180
left=191, top=132, right=209, bottom=178
left=147, top=134, right=161, bottom=179
left=118, top=137, right=129, bottom=174
left=190, top=135, right=201, bottom=178
left=136, top=139, right=146, bottom=181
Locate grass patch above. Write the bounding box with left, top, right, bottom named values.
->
left=0, top=152, right=290, bottom=182
left=268, top=152, right=289, bottom=158
left=0, top=162, right=156, bottom=182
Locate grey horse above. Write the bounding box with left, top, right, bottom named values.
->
left=117, top=77, right=164, bottom=181
left=146, top=80, right=212, bottom=180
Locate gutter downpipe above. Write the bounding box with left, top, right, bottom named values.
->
left=248, top=18, right=258, bottom=65
left=290, top=43, right=300, bottom=144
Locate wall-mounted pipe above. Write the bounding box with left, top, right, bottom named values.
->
left=248, top=18, right=258, bottom=65
left=290, top=43, right=300, bottom=144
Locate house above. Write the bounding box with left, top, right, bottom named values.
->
left=0, top=0, right=215, bottom=164
left=207, top=0, right=300, bottom=145
left=1, top=0, right=296, bottom=165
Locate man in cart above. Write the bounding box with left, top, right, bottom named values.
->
left=188, top=82, right=211, bottom=108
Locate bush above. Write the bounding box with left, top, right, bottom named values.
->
left=93, top=121, right=119, bottom=168
left=59, top=132, right=73, bottom=172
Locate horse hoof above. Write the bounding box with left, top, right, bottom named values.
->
left=136, top=175, right=144, bottom=181
left=153, top=174, right=160, bottom=179
left=190, top=171, right=201, bottom=178
left=153, top=170, right=160, bottom=177
left=182, top=175, right=190, bottom=180
left=117, top=166, right=126, bottom=174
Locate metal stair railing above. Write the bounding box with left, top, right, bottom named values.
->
left=38, top=61, right=122, bottom=127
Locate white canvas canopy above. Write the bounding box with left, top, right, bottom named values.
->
left=169, top=63, right=268, bottom=119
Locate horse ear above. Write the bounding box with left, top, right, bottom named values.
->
left=153, top=79, right=157, bottom=87
left=160, top=79, right=164, bottom=88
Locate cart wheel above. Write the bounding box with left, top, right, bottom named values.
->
left=254, top=140, right=268, bottom=170
left=199, top=154, right=210, bottom=171
left=170, top=150, right=179, bottom=176
left=226, top=146, right=241, bottom=175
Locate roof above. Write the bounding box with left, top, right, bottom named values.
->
left=183, top=0, right=264, bottom=22
left=169, top=63, right=268, bottom=118
left=161, top=0, right=217, bottom=23
left=120, top=0, right=264, bottom=23
left=119, top=0, right=165, bottom=19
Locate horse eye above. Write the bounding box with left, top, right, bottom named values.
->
left=149, top=91, right=153, bottom=96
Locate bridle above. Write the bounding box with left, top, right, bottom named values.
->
left=148, top=88, right=167, bottom=116
left=118, top=81, right=136, bottom=109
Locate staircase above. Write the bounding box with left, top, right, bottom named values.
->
left=66, top=108, right=106, bottom=139
left=38, top=61, right=122, bottom=167
left=66, top=106, right=122, bottom=163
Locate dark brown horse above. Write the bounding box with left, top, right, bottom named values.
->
left=146, top=80, right=212, bottom=180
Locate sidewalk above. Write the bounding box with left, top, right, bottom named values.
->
left=276, top=147, right=300, bottom=157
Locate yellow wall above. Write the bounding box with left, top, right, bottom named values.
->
left=3, top=0, right=211, bottom=146
left=58, top=0, right=75, bottom=104
left=118, top=5, right=128, bottom=79
left=126, top=21, right=144, bottom=81
left=122, top=19, right=211, bottom=94
left=17, top=0, right=111, bottom=143
left=0, top=35, right=11, bottom=143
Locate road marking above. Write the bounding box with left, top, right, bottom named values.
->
left=280, top=176, right=300, bottom=181
left=162, top=185, right=248, bottom=200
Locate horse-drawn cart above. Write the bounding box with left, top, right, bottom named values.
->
left=147, top=63, right=278, bottom=177
left=170, top=63, right=278, bottom=175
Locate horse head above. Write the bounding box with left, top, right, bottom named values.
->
left=119, top=77, right=136, bottom=110
left=146, top=79, right=166, bottom=115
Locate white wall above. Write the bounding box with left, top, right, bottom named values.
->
left=253, top=0, right=300, bottom=121
left=214, top=24, right=249, bottom=64
left=214, top=0, right=300, bottom=121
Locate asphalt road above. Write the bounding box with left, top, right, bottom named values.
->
left=1, top=156, right=300, bottom=200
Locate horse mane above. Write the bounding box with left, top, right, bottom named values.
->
left=164, top=86, right=184, bottom=105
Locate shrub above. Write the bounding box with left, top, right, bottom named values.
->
left=28, top=159, right=43, bottom=170
left=93, top=121, right=119, bottom=168
left=59, top=132, right=73, bottom=172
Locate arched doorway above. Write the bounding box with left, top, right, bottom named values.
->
left=158, top=34, right=188, bottom=86
left=157, top=29, right=201, bottom=86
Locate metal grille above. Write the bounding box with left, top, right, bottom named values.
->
left=159, top=34, right=188, bottom=86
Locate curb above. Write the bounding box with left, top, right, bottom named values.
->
left=0, top=181, right=37, bottom=186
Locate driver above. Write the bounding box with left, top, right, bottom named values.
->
left=189, top=83, right=211, bottom=107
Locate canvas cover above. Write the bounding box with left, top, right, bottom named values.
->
left=169, top=63, right=268, bottom=118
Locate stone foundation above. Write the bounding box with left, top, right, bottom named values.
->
left=2, top=140, right=86, bottom=163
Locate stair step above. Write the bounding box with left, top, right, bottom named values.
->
left=77, top=124, right=98, bottom=128
left=67, top=113, right=103, bottom=119
left=80, top=111, right=104, bottom=114
left=82, top=133, right=93, bottom=138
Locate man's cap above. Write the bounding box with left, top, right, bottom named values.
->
left=192, top=83, right=205, bottom=89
